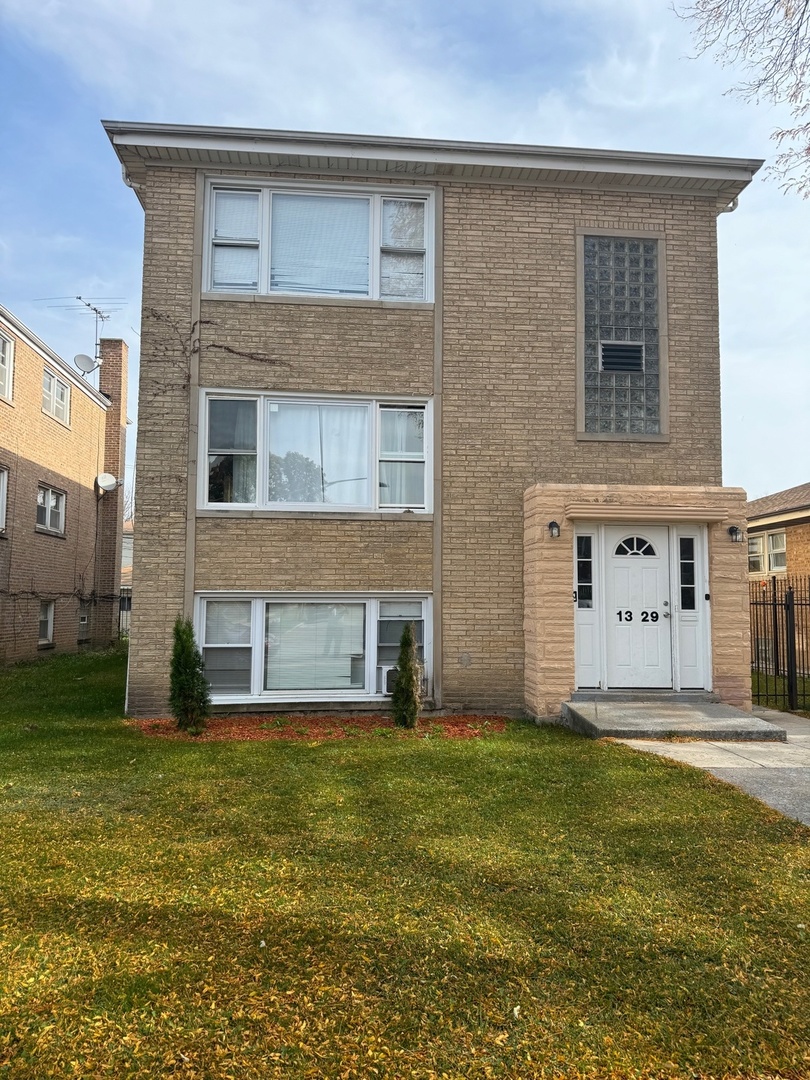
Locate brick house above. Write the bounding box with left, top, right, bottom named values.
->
left=104, top=122, right=761, bottom=717
left=747, top=482, right=810, bottom=579
left=0, top=306, right=127, bottom=663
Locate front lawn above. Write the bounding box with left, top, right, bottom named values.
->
left=0, top=651, right=808, bottom=1079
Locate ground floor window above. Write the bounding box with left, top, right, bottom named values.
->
left=197, top=593, right=430, bottom=701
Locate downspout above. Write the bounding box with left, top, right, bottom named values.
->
left=718, top=197, right=738, bottom=215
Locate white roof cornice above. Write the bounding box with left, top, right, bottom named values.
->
left=103, top=120, right=763, bottom=206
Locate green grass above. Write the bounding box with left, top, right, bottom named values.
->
left=0, top=651, right=808, bottom=1079
left=752, top=669, right=810, bottom=714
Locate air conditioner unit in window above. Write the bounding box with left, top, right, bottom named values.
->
left=377, top=664, right=398, bottom=695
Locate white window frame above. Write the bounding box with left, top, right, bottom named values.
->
left=42, top=368, right=71, bottom=425
left=199, top=390, right=432, bottom=514
left=0, top=467, right=7, bottom=531
left=0, top=332, right=13, bottom=402
left=36, top=485, right=66, bottom=534
left=748, top=530, right=787, bottom=575
left=195, top=592, right=432, bottom=704
left=203, top=179, right=435, bottom=302
left=38, top=600, right=54, bottom=645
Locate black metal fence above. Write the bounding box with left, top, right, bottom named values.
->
left=750, top=576, right=810, bottom=710
left=119, top=587, right=132, bottom=638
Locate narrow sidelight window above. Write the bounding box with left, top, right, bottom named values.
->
left=679, top=537, right=696, bottom=611
left=576, top=536, right=594, bottom=608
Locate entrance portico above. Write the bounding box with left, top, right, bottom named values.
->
left=524, top=483, right=751, bottom=718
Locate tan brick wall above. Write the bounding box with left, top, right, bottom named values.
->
left=787, top=523, right=810, bottom=576
left=127, top=164, right=733, bottom=715
left=126, top=168, right=198, bottom=714
left=195, top=518, right=433, bottom=592
left=0, top=325, right=122, bottom=664
left=440, top=186, right=722, bottom=708
left=524, top=484, right=751, bottom=715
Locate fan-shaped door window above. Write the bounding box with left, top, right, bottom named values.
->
left=614, top=536, right=656, bottom=557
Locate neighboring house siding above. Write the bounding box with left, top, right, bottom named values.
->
left=126, top=163, right=728, bottom=714
left=0, top=319, right=126, bottom=664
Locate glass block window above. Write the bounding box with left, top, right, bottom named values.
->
left=583, top=235, right=660, bottom=435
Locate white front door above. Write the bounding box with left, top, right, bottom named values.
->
left=604, top=526, right=673, bottom=688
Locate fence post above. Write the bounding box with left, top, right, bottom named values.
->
left=785, top=586, right=798, bottom=711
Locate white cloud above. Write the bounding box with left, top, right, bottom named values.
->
left=0, top=0, right=807, bottom=496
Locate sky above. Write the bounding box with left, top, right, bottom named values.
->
left=0, top=0, right=807, bottom=500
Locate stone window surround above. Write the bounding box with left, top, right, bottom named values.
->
left=575, top=226, right=670, bottom=443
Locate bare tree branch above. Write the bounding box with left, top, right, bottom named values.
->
left=678, top=0, right=810, bottom=194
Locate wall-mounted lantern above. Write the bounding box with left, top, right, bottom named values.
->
left=548, top=521, right=561, bottom=539
left=727, top=525, right=744, bottom=543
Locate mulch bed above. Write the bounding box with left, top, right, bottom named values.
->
left=127, top=714, right=509, bottom=742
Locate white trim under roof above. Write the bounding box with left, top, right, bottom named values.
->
left=0, top=306, right=110, bottom=410
left=102, top=120, right=763, bottom=208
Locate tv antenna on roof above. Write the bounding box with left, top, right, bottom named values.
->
left=32, top=294, right=126, bottom=378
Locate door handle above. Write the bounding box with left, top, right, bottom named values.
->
left=662, top=611, right=671, bottom=618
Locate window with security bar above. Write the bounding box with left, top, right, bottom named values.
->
left=583, top=235, right=660, bottom=435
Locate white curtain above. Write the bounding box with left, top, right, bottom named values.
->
left=271, top=194, right=369, bottom=296
left=265, top=603, right=366, bottom=691
left=268, top=402, right=369, bottom=505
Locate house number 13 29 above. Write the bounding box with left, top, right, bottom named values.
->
left=617, top=611, right=659, bottom=622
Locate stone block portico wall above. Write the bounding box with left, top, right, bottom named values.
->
left=524, top=483, right=751, bottom=717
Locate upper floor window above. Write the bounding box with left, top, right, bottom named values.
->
left=201, top=392, right=431, bottom=513
left=42, top=369, right=70, bottom=424
left=37, top=485, right=65, bottom=534
left=582, top=235, right=661, bottom=436
left=748, top=531, right=786, bottom=574
left=0, top=333, right=13, bottom=402
left=207, top=185, right=432, bottom=302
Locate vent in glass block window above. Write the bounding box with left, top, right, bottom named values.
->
left=601, top=342, right=644, bottom=372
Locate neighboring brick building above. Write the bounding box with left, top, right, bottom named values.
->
left=0, top=307, right=127, bottom=663
left=747, top=482, right=810, bottom=579
left=105, top=122, right=760, bottom=716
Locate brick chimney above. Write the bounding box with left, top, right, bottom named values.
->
left=93, top=339, right=128, bottom=645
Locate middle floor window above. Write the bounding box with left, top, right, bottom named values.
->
left=202, top=393, right=431, bottom=512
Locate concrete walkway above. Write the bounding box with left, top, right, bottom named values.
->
left=618, top=708, right=810, bottom=826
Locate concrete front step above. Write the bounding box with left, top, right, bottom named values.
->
left=561, top=699, right=787, bottom=742
left=569, top=690, right=720, bottom=704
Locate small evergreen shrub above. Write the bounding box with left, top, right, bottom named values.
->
left=391, top=621, right=422, bottom=729
left=169, top=616, right=210, bottom=735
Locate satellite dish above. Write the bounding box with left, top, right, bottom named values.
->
left=74, top=353, right=97, bottom=373
left=96, top=473, right=118, bottom=493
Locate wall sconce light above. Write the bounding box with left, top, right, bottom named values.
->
left=727, top=525, right=744, bottom=543
left=548, top=521, right=561, bottom=539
